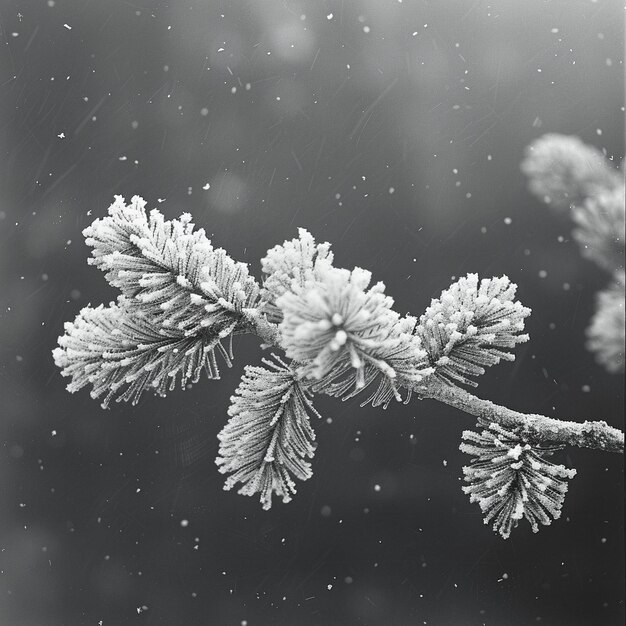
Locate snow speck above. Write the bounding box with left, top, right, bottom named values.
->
left=63, top=24, right=72, bottom=30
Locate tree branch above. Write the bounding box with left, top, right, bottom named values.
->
left=242, top=308, right=624, bottom=454
left=418, top=379, right=624, bottom=454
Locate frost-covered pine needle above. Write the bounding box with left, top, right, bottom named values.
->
left=216, top=355, right=319, bottom=509
left=586, top=272, right=625, bottom=374
left=276, top=263, right=431, bottom=405
left=415, top=274, right=531, bottom=387
left=460, top=420, right=577, bottom=539
left=53, top=195, right=263, bottom=405
left=83, top=195, right=261, bottom=336
left=521, top=133, right=622, bottom=210
left=260, top=228, right=334, bottom=323
left=52, top=298, right=233, bottom=407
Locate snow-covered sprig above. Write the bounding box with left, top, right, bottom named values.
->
left=276, top=264, right=432, bottom=404
left=53, top=197, right=624, bottom=531
left=215, top=355, right=319, bottom=510
left=586, top=272, right=625, bottom=374
left=83, top=195, right=261, bottom=336
left=521, top=133, right=621, bottom=210
left=415, top=274, right=531, bottom=387
left=52, top=298, right=233, bottom=408
left=572, top=186, right=625, bottom=274
left=460, top=420, right=577, bottom=539
left=521, top=135, right=625, bottom=374
left=260, top=228, right=334, bottom=323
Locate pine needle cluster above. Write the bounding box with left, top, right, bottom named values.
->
left=461, top=420, right=576, bottom=539
left=522, top=134, right=625, bottom=373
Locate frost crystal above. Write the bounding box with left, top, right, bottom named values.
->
left=260, top=228, right=333, bottom=323
left=521, top=133, right=621, bottom=209
left=52, top=298, right=233, bottom=407
left=572, top=186, right=625, bottom=273
left=415, top=274, right=531, bottom=387
left=276, top=264, right=431, bottom=404
left=586, top=272, right=625, bottom=373
left=216, top=355, right=319, bottom=509
left=460, top=420, right=577, bottom=539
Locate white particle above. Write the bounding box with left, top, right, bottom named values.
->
left=327, top=13, right=333, bottom=20
left=504, top=217, right=512, bottom=225
left=180, top=519, right=189, bottom=527
left=63, top=23, right=72, bottom=30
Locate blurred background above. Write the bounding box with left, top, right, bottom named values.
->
left=0, top=0, right=623, bottom=624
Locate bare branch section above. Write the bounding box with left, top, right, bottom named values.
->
left=419, top=379, right=624, bottom=454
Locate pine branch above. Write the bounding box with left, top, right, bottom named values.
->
left=586, top=272, right=626, bottom=374
left=54, top=196, right=624, bottom=534
left=415, top=274, right=531, bottom=387
left=244, top=279, right=624, bottom=455
left=521, top=133, right=622, bottom=210
left=420, top=378, right=624, bottom=454
left=216, top=355, right=320, bottom=509
left=83, top=195, right=261, bottom=336
left=522, top=134, right=625, bottom=375
left=260, top=228, right=334, bottom=323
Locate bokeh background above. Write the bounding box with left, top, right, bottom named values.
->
left=0, top=0, right=624, bottom=624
